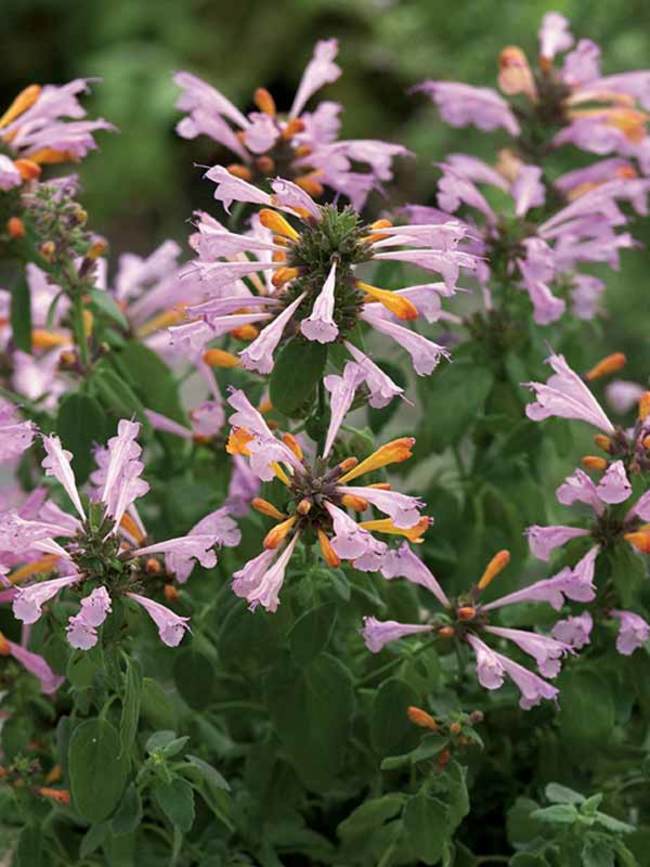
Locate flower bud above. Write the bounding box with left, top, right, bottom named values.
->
left=449, top=721, right=462, bottom=735
left=457, top=606, right=476, bottom=621
left=498, top=47, right=537, bottom=100
left=227, top=164, right=253, bottom=181
left=163, top=584, right=179, bottom=602
left=581, top=455, right=608, bottom=471
left=37, top=787, right=70, bottom=805
left=39, top=240, right=56, bottom=261
left=296, top=498, right=312, bottom=516
left=594, top=434, right=612, bottom=452
left=145, top=558, right=162, bottom=575
left=407, top=706, right=438, bottom=730
left=252, top=498, right=286, bottom=520
left=438, top=626, right=455, bottom=638
left=585, top=352, right=626, bottom=381
left=639, top=392, right=650, bottom=421
left=6, top=217, right=25, bottom=239
left=253, top=87, right=276, bottom=116
left=469, top=710, right=484, bottom=724
left=256, top=156, right=275, bottom=174
left=477, top=549, right=510, bottom=591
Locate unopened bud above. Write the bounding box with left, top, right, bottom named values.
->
left=457, top=606, right=476, bottom=621
left=227, top=163, right=253, bottom=182
left=6, top=217, right=25, bottom=239
left=271, top=266, right=300, bottom=288
left=407, top=706, right=438, bottom=730
left=0, top=633, right=10, bottom=656
left=39, top=240, right=56, bottom=261
left=317, top=529, right=340, bottom=567
left=585, top=352, right=626, bottom=381
left=14, top=159, right=41, bottom=181
left=58, top=349, right=77, bottom=368
left=498, top=46, right=537, bottom=100
left=256, top=155, right=275, bottom=174
left=231, top=324, right=259, bottom=341
left=338, top=457, right=359, bottom=473
left=643, top=435, right=650, bottom=450
left=449, top=721, right=462, bottom=735
left=469, top=710, right=484, bottom=724
left=624, top=530, right=650, bottom=554
left=594, top=434, right=612, bottom=452
left=45, top=765, right=62, bottom=784
left=437, top=749, right=451, bottom=771
left=296, top=498, right=312, bottom=516
left=145, top=558, right=162, bottom=575
left=341, top=493, right=369, bottom=512
left=202, top=348, right=240, bottom=368
left=264, top=516, right=297, bottom=549
left=282, top=432, right=303, bottom=459
left=295, top=173, right=324, bottom=197
left=253, top=87, right=276, bottom=116
left=252, top=497, right=286, bottom=520
left=37, top=787, right=70, bottom=805
left=438, top=625, right=455, bottom=638
left=72, top=205, right=88, bottom=225
left=87, top=237, right=108, bottom=259
left=581, top=455, right=608, bottom=471
left=281, top=117, right=305, bottom=139
left=163, top=584, right=179, bottom=602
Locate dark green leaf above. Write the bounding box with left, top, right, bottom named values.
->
left=184, top=755, right=230, bottom=793
left=10, top=273, right=32, bottom=352
left=68, top=718, right=128, bottom=822
left=119, top=656, right=142, bottom=757
left=557, top=669, right=615, bottom=746
left=56, top=393, right=109, bottom=483
left=370, top=678, right=420, bottom=756
left=289, top=602, right=337, bottom=665
left=80, top=823, right=109, bottom=859
left=111, top=783, right=142, bottom=836
left=140, top=678, right=177, bottom=730
left=403, top=794, right=448, bottom=864
left=269, top=337, right=328, bottom=416
left=152, top=777, right=195, bottom=832
left=338, top=794, right=406, bottom=842
left=88, top=288, right=129, bottom=330
left=173, top=648, right=216, bottom=709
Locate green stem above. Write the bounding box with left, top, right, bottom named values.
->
left=71, top=289, right=90, bottom=370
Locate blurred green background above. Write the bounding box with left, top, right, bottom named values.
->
left=3, top=0, right=650, bottom=377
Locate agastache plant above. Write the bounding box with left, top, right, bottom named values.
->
left=0, top=11, right=648, bottom=865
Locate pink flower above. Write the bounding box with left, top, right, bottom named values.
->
left=360, top=309, right=450, bottom=376
left=240, top=534, right=301, bottom=613
left=232, top=548, right=277, bottom=602
left=556, top=468, right=604, bottom=514
left=415, top=81, right=520, bottom=136
left=611, top=610, right=650, bottom=655
left=344, top=342, right=404, bottom=408
left=4, top=640, right=64, bottom=694
left=482, top=572, right=576, bottom=613
left=483, top=625, right=571, bottom=678
left=290, top=39, right=341, bottom=117
left=240, top=293, right=307, bottom=374
left=526, top=525, right=590, bottom=561
left=338, top=486, right=423, bottom=529
left=526, top=353, right=615, bottom=434
left=0, top=401, right=36, bottom=463
left=127, top=593, right=190, bottom=647
left=322, top=362, right=366, bottom=458
left=325, top=502, right=387, bottom=568
left=466, top=634, right=559, bottom=709
left=595, top=460, right=631, bottom=504
left=42, top=435, right=86, bottom=521
left=66, top=586, right=112, bottom=651
left=379, top=542, right=450, bottom=608
left=226, top=454, right=261, bottom=517
left=361, top=616, right=433, bottom=653
left=606, top=380, right=645, bottom=414
left=539, top=12, right=573, bottom=60
left=300, top=261, right=338, bottom=343
left=552, top=612, right=593, bottom=649
left=162, top=508, right=240, bottom=583
left=13, top=573, right=79, bottom=624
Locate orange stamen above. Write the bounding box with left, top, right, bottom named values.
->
left=585, top=352, right=626, bottom=381
left=581, top=455, right=608, bottom=471
left=356, top=280, right=418, bottom=320
left=259, top=209, right=300, bottom=241
left=477, top=550, right=510, bottom=591
left=264, top=516, right=297, bottom=549
left=202, top=348, right=240, bottom=368
left=252, top=498, right=286, bottom=521
left=8, top=556, right=59, bottom=586
left=282, top=432, right=303, bottom=459
left=253, top=87, right=276, bottom=117
left=226, top=428, right=253, bottom=457
left=227, top=164, right=253, bottom=182
left=317, top=529, right=340, bottom=567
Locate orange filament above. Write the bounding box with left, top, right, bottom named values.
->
left=341, top=494, right=369, bottom=512
left=295, top=172, right=324, bottom=197
left=594, top=434, right=612, bottom=452
left=477, top=550, right=510, bottom=591
left=6, top=217, right=25, bottom=238
left=31, top=329, right=68, bottom=350
left=231, top=324, right=259, bottom=341
left=8, top=556, right=59, bottom=586
left=226, top=427, right=253, bottom=457
left=264, top=516, right=297, bottom=549
left=136, top=306, right=186, bottom=338
left=638, top=392, right=650, bottom=420
left=318, top=529, right=341, bottom=567
left=356, top=280, right=418, bottom=320
left=407, top=706, right=438, bottom=730
left=624, top=530, right=650, bottom=554
left=282, top=432, right=303, bottom=459
left=259, top=209, right=300, bottom=241
left=202, top=348, right=240, bottom=368
left=585, top=352, right=626, bottom=381
left=227, top=164, right=253, bottom=181
left=119, top=512, right=146, bottom=544
left=359, top=516, right=430, bottom=543
left=338, top=437, right=415, bottom=483
left=281, top=117, right=305, bottom=140
left=581, top=455, right=608, bottom=471
left=253, top=87, right=276, bottom=117
left=14, top=158, right=41, bottom=181
left=0, top=84, right=41, bottom=129
left=252, top=498, right=286, bottom=521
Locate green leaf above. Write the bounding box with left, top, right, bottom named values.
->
left=403, top=793, right=448, bottom=864
left=338, top=794, right=406, bottom=842
left=557, top=669, right=615, bottom=746
left=14, top=827, right=43, bottom=867
left=91, top=363, right=147, bottom=423
left=184, top=754, right=230, bottom=793
left=152, top=777, right=195, bottom=832
left=140, top=677, right=177, bottom=730
left=370, top=678, right=420, bottom=757
left=56, top=393, right=109, bottom=483
left=10, top=273, right=32, bottom=352
left=80, top=823, right=109, bottom=859
left=88, top=288, right=129, bottom=330
left=581, top=838, right=615, bottom=867
left=111, top=783, right=142, bottom=836
left=545, top=783, right=585, bottom=805
left=416, top=359, right=494, bottom=451
left=269, top=337, right=328, bottom=416
left=66, top=649, right=102, bottom=690
left=119, top=656, right=142, bottom=757
left=265, top=653, right=355, bottom=790
left=111, top=341, right=186, bottom=424
left=289, top=602, right=337, bottom=665
left=532, top=804, right=579, bottom=825
left=145, top=730, right=178, bottom=753
left=593, top=812, right=635, bottom=834
left=510, top=855, right=549, bottom=867
left=68, top=718, right=128, bottom=823
left=173, top=648, right=216, bottom=709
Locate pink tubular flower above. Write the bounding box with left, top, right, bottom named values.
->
left=172, top=174, right=475, bottom=389
left=483, top=625, right=571, bottom=678
left=414, top=81, right=520, bottom=136
left=66, top=587, right=112, bottom=650
left=240, top=533, right=301, bottom=613
left=0, top=401, right=35, bottom=464
left=325, top=502, right=387, bottom=569
left=174, top=40, right=406, bottom=209
left=0, top=79, right=113, bottom=186
left=525, top=353, right=615, bottom=433
left=162, top=508, right=240, bottom=583
left=526, top=525, right=590, bottom=561
left=552, top=611, right=593, bottom=649
left=13, top=573, right=79, bottom=624
left=126, top=593, right=190, bottom=647
left=611, top=610, right=650, bottom=656
left=539, top=12, right=574, bottom=60
left=379, top=542, right=450, bottom=609
left=322, top=362, right=366, bottom=459
left=466, top=634, right=558, bottom=709
left=361, top=616, right=433, bottom=653
left=0, top=635, right=64, bottom=694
